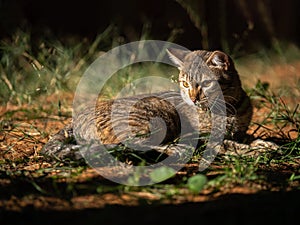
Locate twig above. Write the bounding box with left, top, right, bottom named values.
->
left=1, top=73, right=13, bottom=92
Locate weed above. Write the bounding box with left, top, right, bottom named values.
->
left=249, top=80, right=299, bottom=141
left=0, top=27, right=115, bottom=105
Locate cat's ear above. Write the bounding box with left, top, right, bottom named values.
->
left=166, top=48, right=191, bottom=69
left=207, top=51, right=230, bottom=71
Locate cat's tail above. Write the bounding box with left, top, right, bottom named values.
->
left=41, top=123, right=195, bottom=162
left=41, top=124, right=82, bottom=160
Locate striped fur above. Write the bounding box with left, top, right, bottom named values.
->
left=167, top=49, right=253, bottom=140
left=42, top=49, right=253, bottom=160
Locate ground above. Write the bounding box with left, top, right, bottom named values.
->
left=0, top=54, right=299, bottom=225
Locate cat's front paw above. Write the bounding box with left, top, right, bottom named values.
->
left=250, top=139, right=279, bottom=151
left=223, top=139, right=250, bottom=154
left=223, top=139, right=279, bottom=157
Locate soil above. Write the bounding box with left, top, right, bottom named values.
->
left=0, top=61, right=299, bottom=224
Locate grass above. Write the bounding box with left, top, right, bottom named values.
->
left=0, top=27, right=115, bottom=105
left=0, top=29, right=300, bottom=210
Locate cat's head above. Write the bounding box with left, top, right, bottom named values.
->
left=167, top=48, right=241, bottom=109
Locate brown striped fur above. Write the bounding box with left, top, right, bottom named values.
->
left=42, top=49, right=253, bottom=160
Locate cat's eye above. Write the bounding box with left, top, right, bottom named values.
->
left=182, top=81, right=189, bottom=88
left=202, top=80, right=212, bottom=88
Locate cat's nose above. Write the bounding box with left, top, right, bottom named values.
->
left=190, top=95, right=200, bottom=103
left=189, top=89, right=201, bottom=103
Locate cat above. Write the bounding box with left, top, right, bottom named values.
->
left=166, top=49, right=253, bottom=141
left=41, top=48, right=257, bottom=161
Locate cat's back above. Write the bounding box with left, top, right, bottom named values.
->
left=72, top=91, right=198, bottom=146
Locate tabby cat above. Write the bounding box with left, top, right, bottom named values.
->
left=167, top=49, right=252, bottom=141
left=41, top=49, right=253, bottom=160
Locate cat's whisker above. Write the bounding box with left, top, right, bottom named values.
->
left=223, top=95, right=239, bottom=103
left=211, top=99, right=238, bottom=115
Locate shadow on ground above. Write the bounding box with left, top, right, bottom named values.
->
left=1, top=191, right=298, bottom=225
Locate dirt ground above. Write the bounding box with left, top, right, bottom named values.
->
left=0, top=61, right=299, bottom=224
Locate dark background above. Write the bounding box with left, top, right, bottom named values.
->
left=1, top=0, right=299, bottom=54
